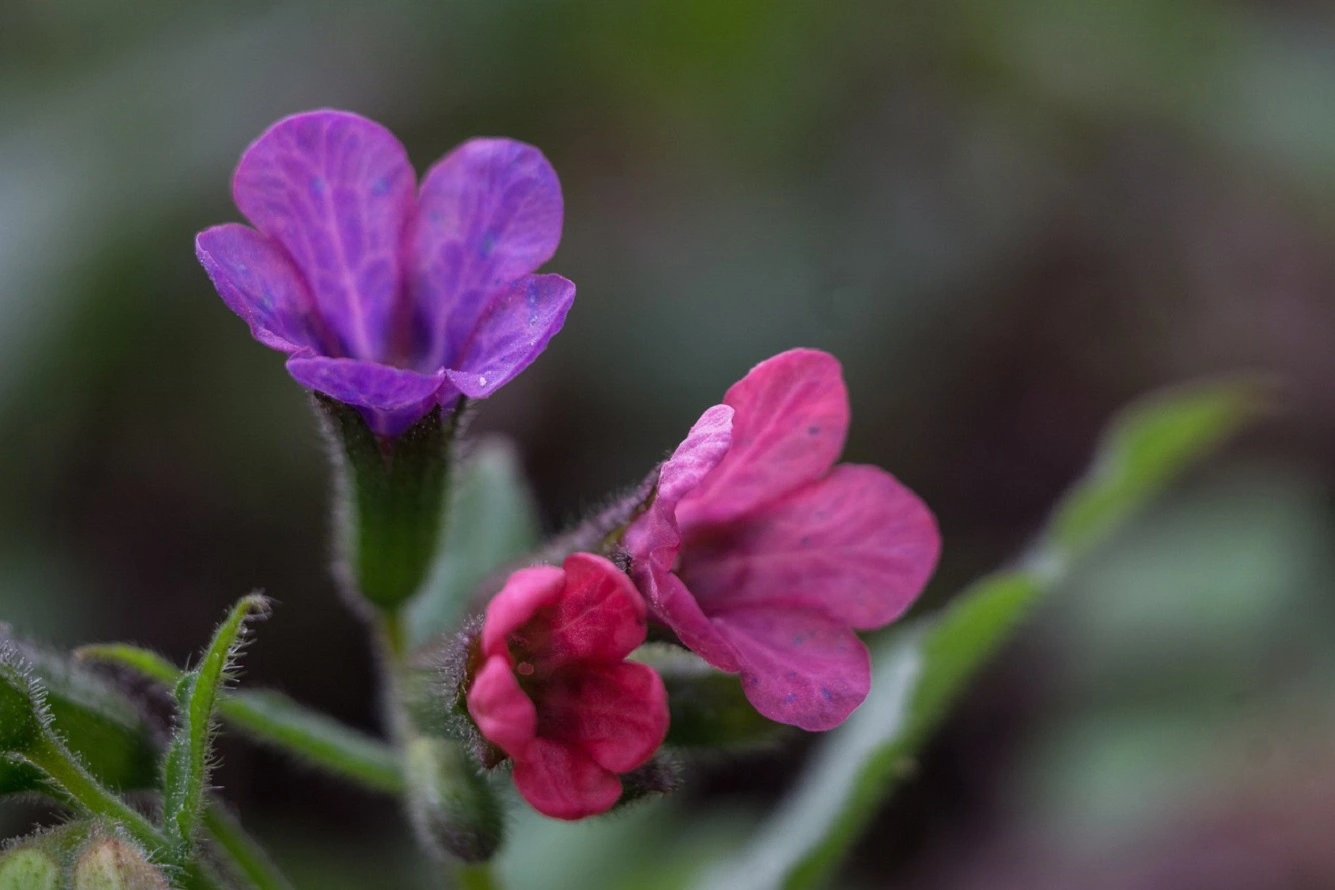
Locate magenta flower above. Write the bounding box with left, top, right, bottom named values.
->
left=623, top=349, right=940, bottom=731
left=196, top=110, right=573, bottom=435
left=466, top=553, right=668, bottom=820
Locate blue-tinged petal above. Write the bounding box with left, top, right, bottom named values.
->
left=410, top=138, right=563, bottom=368
left=233, top=110, right=416, bottom=362
left=195, top=224, right=328, bottom=354
left=286, top=355, right=449, bottom=435
left=442, top=274, right=574, bottom=399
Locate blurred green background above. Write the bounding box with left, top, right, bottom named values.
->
left=2, top=1, right=1333, bottom=887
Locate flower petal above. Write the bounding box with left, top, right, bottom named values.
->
left=511, top=739, right=622, bottom=820
left=441, top=273, right=575, bottom=399
left=285, top=355, right=448, bottom=435
left=233, top=110, right=416, bottom=361
left=681, top=464, right=940, bottom=629
left=539, top=553, right=647, bottom=668
left=712, top=606, right=870, bottom=731
left=678, top=349, right=849, bottom=530
left=411, top=138, right=564, bottom=369
left=467, top=655, right=537, bottom=758
left=195, top=224, right=328, bottom=354
left=622, top=404, right=734, bottom=573
left=538, top=662, right=668, bottom=774
left=480, top=565, right=567, bottom=659
left=634, top=563, right=740, bottom=673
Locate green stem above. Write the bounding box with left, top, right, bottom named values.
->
left=204, top=803, right=296, bottom=890
left=22, top=736, right=166, bottom=856
left=79, top=644, right=403, bottom=796
left=456, top=863, right=502, bottom=890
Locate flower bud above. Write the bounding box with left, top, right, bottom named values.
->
left=73, top=837, right=169, bottom=890
left=0, top=848, right=60, bottom=890
left=404, top=735, right=504, bottom=863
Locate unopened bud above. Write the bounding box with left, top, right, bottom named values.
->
left=0, top=848, right=59, bottom=890
left=404, top=735, right=504, bottom=863
left=73, top=837, right=169, bottom=890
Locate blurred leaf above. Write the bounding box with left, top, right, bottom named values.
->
left=697, top=378, right=1264, bottom=890
left=407, top=438, right=541, bottom=648
left=1044, top=377, right=1269, bottom=564
left=161, top=594, right=268, bottom=866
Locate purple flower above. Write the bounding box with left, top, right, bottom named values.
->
left=196, top=110, right=573, bottom=435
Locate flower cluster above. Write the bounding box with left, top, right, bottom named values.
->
left=199, top=110, right=940, bottom=822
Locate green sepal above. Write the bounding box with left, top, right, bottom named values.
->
left=403, top=735, right=505, bottom=864
left=0, top=848, right=60, bottom=890
left=317, top=395, right=460, bottom=612
left=633, top=645, right=780, bottom=750
left=0, top=651, right=47, bottom=754
left=407, top=437, right=541, bottom=648
left=160, top=594, right=269, bottom=866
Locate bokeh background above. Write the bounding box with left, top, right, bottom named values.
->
left=2, top=1, right=1334, bottom=887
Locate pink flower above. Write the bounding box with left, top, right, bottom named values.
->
left=623, top=349, right=940, bottom=731
left=466, top=553, right=668, bottom=820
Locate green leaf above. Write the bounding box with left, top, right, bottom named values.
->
left=77, top=644, right=402, bottom=795
left=697, top=378, right=1265, bottom=890
left=160, top=594, right=269, bottom=866
left=407, top=437, right=541, bottom=648
left=634, top=646, right=780, bottom=750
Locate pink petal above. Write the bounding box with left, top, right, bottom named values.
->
left=712, top=606, right=871, bottom=731
left=632, top=563, right=740, bottom=673
left=480, top=565, right=567, bottom=658
left=678, top=349, right=849, bottom=530
left=539, top=554, right=647, bottom=668
left=195, top=224, right=328, bottom=354
left=442, top=273, right=575, bottom=399
left=681, top=464, right=940, bottom=629
left=538, top=662, right=668, bottom=774
left=410, top=138, right=564, bottom=370
left=511, top=738, right=622, bottom=820
left=232, top=110, right=417, bottom=362
left=466, top=656, right=537, bottom=758
left=285, top=355, right=448, bottom=436
left=622, top=404, right=734, bottom=573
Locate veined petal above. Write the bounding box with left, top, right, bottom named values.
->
left=467, top=656, right=537, bottom=758
left=622, top=404, right=734, bottom=573
left=195, top=224, right=327, bottom=353
left=479, top=565, right=567, bottom=658
left=411, top=138, right=564, bottom=368
left=233, top=110, right=416, bottom=361
left=712, top=606, right=870, bottom=731
left=285, top=355, right=447, bottom=435
left=511, top=738, right=622, bottom=820
left=539, top=554, right=647, bottom=668
left=442, top=274, right=575, bottom=399
left=679, top=349, right=849, bottom=530
left=538, top=662, right=668, bottom=774
left=681, top=464, right=940, bottom=629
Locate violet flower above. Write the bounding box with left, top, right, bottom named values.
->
left=196, top=110, right=573, bottom=435
left=622, top=349, right=941, bottom=731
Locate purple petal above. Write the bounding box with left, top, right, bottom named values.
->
left=680, top=465, right=940, bottom=629
left=712, top=605, right=871, bottom=731
left=233, top=110, right=417, bottom=362
left=285, top=355, right=447, bottom=435
left=195, top=224, right=327, bottom=354
left=679, top=349, right=849, bottom=530
left=441, top=273, right=575, bottom=398
left=410, top=138, right=564, bottom=368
